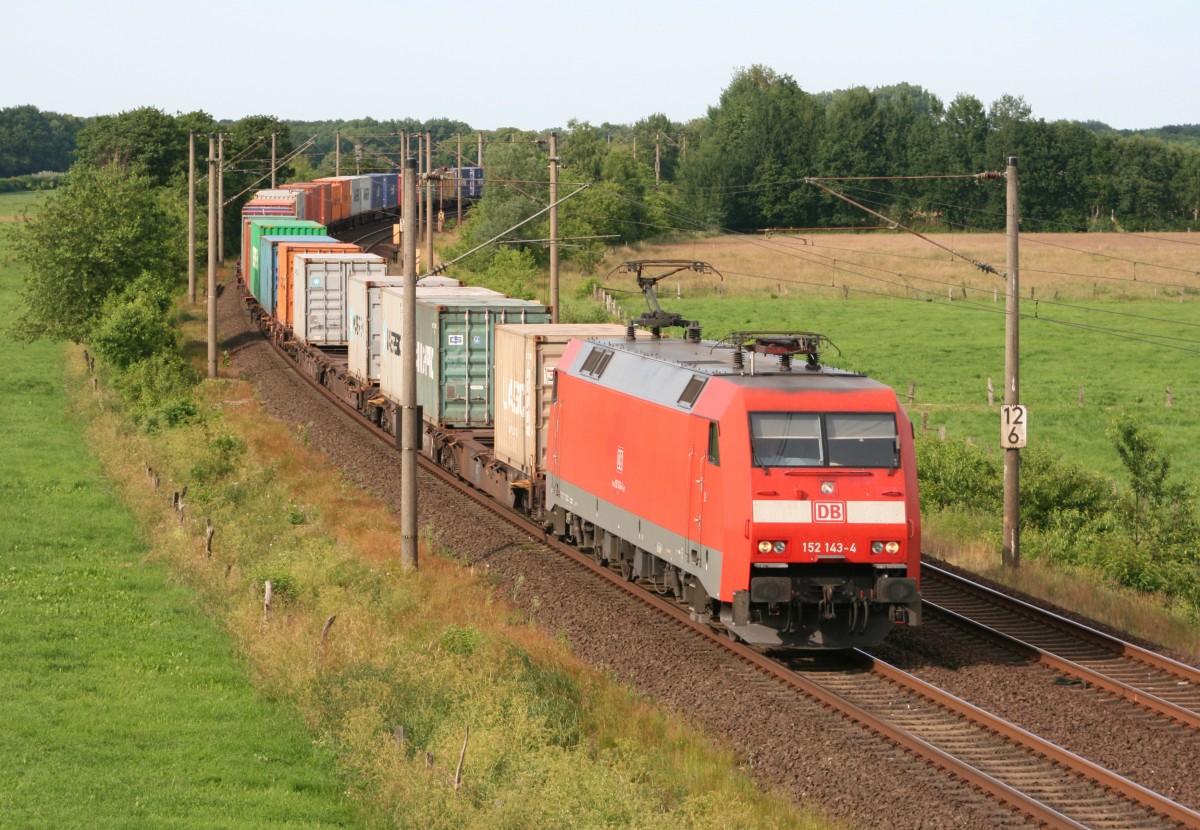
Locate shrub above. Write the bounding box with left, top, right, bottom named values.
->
left=915, top=436, right=1001, bottom=512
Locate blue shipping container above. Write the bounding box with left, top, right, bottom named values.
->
left=259, top=234, right=338, bottom=316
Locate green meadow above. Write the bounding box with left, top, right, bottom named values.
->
left=0, top=195, right=363, bottom=829
left=615, top=291, right=1199, bottom=486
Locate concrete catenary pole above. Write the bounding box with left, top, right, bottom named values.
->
left=400, top=157, right=419, bottom=571
left=217, top=133, right=225, bottom=265
left=335, top=131, right=340, bottom=176
left=270, top=132, right=277, bottom=188
left=549, top=131, right=559, bottom=323
left=456, top=133, right=463, bottom=228
left=188, top=130, right=196, bottom=304
left=416, top=133, right=424, bottom=252
left=1002, top=156, right=1021, bottom=568
left=207, top=134, right=218, bottom=379
left=425, top=131, right=434, bottom=273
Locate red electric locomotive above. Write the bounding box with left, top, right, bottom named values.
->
left=545, top=263, right=920, bottom=648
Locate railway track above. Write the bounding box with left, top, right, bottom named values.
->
left=253, top=315, right=1200, bottom=829
left=920, top=562, right=1200, bottom=729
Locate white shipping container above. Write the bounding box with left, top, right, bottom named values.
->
left=293, top=253, right=387, bottom=346
left=349, top=175, right=371, bottom=217
left=347, top=276, right=408, bottom=384
left=494, top=324, right=642, bottom=475
left=378, top=284, right=506, bottom=402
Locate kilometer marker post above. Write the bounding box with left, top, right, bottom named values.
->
left=1002, top=156, right=1021, bottom=569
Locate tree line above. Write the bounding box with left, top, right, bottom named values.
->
left=7, top=67, right=1200, bottom=237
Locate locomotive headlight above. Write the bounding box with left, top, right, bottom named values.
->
left=871, top=541, right=885, bottom=554
left=772, top=541, right=787, bottom=553
left=758, top=541, right=773, bottom=554
left=885, top=541, right=900, bottom=554
left=871, top=541, right=901, bottom=555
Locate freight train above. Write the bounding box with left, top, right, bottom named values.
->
left=243, top=166, right=483, bottom=232
left=238, top=193, right=921, bottom=649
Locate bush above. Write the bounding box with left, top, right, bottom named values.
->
left=88, top=276, right=178, bottom=370
left=189, top=433, right=246, bottom=485
left=915, top=437, right=1001, bottom=512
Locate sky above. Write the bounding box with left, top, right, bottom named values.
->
left=4, top=0, right=1195, bottom=131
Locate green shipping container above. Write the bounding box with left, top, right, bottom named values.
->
left=244, top=218, right=326, bottom=303
left=414, top=297, right=549, bottom=428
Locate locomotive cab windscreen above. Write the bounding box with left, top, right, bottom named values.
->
left=749, top=412, right=898, bottom=469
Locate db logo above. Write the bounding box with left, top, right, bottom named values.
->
left=814, top=502, right=845, bottom=522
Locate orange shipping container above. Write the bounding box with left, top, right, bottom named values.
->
left=313, top=177, right=352, bottom=222
left=275, top=240, right=361, bottom=326
left=281, top=182, right=334, bottom=226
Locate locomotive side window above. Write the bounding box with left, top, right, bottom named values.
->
left=749, top=413, right=823, bottom=467
left=580, top=348, right=603, bottom=375
left=678, top=375, right=707, bottom=408
left=826, top=413, right=899, bottom=468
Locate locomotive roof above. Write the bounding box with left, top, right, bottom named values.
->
left=565, top=335, right=893, bottom=412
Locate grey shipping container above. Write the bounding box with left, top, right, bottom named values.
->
left=379, top=295, right=548, bottom=428
left=347, top=276, right=409, bottom=384
left=292, top=253, right=386, bottom=346
left=377, top=286, right=508, bottom=395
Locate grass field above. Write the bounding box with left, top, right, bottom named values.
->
left=597, top=231, right=1200, bottom=485
left=0, top=190, right=46, bottom=218
left=0, top=219, right=364, bottom=828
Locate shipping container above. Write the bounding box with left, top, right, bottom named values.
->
left=351, top=283, right=503, bottom=385
left=368, top=173, right=396, bottom=210
left=292, top=253, right=386, bottom=346
left=241, top=197, right=297, bottom=217
left=347, top=277, right=408, bottom=384
left=280, top=182, right=333, bottom=226
left=321, top=175, right=371, bottom=218
left=462, top=166, right=484, bottom=201
left=379, top=295, right=548, bottom=428
left=276, top=240, right=363, bottom=326
left=494, top=325, right=641, bottom=476
left=259, top=235, right=340, bottom=318
left=313, top=177, right=351, bottom=222
left=351, top=175, right=371, bottom=216
left=243, top=218, right=326, bottom=303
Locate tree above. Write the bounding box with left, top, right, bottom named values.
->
left=73, top=107, right=192, bottom=186
left=679, top=65, right=824, bottom=229
left=1107, top=413, right=1198, bottom=552
left=6, top=162, right=184, bottom=342
left=0, top=105, right=83, bottom=177
left=454, top=134, right=549, bottom=271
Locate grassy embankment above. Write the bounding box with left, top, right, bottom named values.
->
left=0, top=192, right=363, bottom=828
left=2, top=191, right=833, bottom=828
left=590, top=232, right=1200, bottom=656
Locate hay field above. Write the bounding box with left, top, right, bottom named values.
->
left=619, top=231, right=1200, bottom=303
